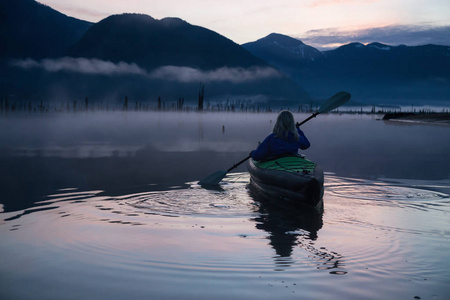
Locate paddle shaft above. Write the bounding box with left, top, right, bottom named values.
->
left=227, top=155, right=251, bottom=172
left=296, top=112, right=319, bottom=127
left=296, top=91, right=351, bottom=127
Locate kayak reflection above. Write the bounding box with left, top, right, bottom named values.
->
left=248, top=184, right=323, bottom=267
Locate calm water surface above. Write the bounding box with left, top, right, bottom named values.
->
left=1, top=112, right=449, bottom=299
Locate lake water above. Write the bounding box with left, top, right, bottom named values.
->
left=1, top=111, right=449, bottom=299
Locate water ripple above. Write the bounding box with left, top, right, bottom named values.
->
left=123, top=173, right=258, bottom=217
left=326, top=181, right=448, bottom=202
left=2, top=173, right=449, bottom=295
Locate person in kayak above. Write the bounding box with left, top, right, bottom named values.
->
left=250, top=110, right=310, bottom=161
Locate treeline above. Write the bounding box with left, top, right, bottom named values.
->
left=0, top=95, right=316, bottom=114
left=328, top=105, right=450, bottom=115
left=1, top=95, right=448, bottom=115
left=0, top=96, right=272, bottom=114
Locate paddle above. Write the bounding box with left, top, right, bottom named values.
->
left=198, top=91, right=351, bottom=186
left=296, top=91, right=351, bottom=127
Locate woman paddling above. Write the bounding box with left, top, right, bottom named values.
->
left=250, top=110, right=310, bottom=161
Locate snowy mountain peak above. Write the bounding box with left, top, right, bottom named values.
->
left=368, top=42, right=392, bottom=51
left=242, top=33, right=323, bottom=61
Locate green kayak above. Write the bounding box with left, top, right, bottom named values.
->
left=248, top=156, right=324, bottom=210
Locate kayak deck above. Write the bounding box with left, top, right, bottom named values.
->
left=253, top=156, right=317, bottom=173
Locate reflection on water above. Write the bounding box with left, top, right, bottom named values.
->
left=1, top=112, right=450, bottom=299
left=1, top=112, right=450, bottom=214
left=1, top=172, right=450, bottom=299
left=249, top=185, right=333, bottom=273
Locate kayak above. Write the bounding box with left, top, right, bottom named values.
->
left=247, top=156, right=324, bottom=210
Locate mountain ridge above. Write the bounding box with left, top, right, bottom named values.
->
left=0, top=0, right=92, bottom=59
left=1, top=0, right=449, bottom=105
left=243, top=33, right=450, bottom=102
left=67, top=13, right=267, bottom=70
left=1, top=2, right=310, bottom=104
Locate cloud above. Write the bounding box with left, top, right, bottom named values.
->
left=148, top=66, right=281, bottom=83
left=11, top=57, right=147, bottom=76
left=299, top=24, right=450, bottom=51
left=10, top=57, right=281, bottom=83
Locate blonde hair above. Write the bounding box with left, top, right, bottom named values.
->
left=273, top=110, right=299, bottom=140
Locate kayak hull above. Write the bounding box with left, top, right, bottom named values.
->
left=247, top=157, right=324, bottom=210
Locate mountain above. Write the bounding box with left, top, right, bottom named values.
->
left=0, top=0, right=92, bottom=59
left=2, top=9, right=310, bottom=104
left=243, top=34, right=450, bottom=103
left=321, top=42, right=450, bottom=80
left=67, top=14, right=265, bottom=70
left=64, top=14, right=310, bottom=103
left=242, top=33, right=324, bottom=72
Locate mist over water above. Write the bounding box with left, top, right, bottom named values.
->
left=1, top=111, right=449, bottom=201
left=1, top=111, right=449, bottom=300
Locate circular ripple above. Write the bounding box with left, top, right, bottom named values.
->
left=125, top=173, right=258, bottom=217
left=326, top=183, right=449, bottom=201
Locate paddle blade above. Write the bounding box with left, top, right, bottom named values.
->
left=198, top=170, right=227, bottom=186
left=318, top=91, right=351, bottom=114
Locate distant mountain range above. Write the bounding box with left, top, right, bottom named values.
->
left=1, top=0, right=449, bottom=106
left=243, top=33, right=450, bottom=103
left=0, top=0, right=308, bottom=105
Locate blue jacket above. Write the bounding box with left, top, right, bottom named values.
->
left=251, top=128, right=310, bottom=161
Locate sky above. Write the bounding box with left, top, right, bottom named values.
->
left=39, top=0, right=450, bottom=50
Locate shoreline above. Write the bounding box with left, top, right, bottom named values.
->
left=382, top=112, right=450, bottom=124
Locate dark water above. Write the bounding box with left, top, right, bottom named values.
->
left=1, top=112, right=450, bottom=299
